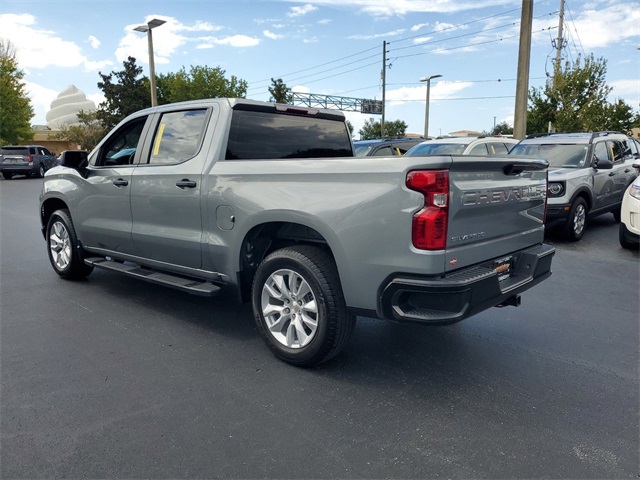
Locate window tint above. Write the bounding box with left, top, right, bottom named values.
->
left=148, top=109, right=208, bottom=165
left=489, top=142, right=509, bottom=154
left=610, top=140, right=624, bottom=162
left=0, top=147, right=29, bottom=155
left=226, top=110, right=352, bottom=160
left=372, top=146, right=393, bottom=156
left=468, top=143, right=488, bottom=155
left=593, top=142, right=609, bottom=163
left=93, top=117, right=147, bottom=167
left=42, top=148, right=52, bottom=156
left=405, top=143, right=467, bottom=155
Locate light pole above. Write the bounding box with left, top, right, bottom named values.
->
left=134, top=18, right=166, bottom=107
left=419, top=74, right=442, bottom=138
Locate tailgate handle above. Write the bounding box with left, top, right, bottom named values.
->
left=503, top=163, right=529, bottom=175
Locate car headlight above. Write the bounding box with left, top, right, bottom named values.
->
left=629, top=185, right=640, bottom=200
left=548, top=182, right=565, bottom=196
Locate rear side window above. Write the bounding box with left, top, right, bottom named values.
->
left=148, top=109, right=208, bottom=165
left=468, top=143, right=488, bottom=155
left=226, top=110, right=352, bottom=160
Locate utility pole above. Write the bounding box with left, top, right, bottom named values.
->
left=513, top=0, right=533, bottom=140
left=554, top=0, right=565, bottom=69
left=381, top=41, right=386, bottom=138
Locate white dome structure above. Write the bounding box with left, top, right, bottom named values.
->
left=46, top=85, right=97, bottom=129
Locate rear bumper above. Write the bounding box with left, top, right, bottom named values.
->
left=1, top=164, right=37, bottom=174
left=379, top=243, right=555, bottom=325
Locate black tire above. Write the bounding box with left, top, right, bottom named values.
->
left=619, top=223, right=638, bottom=250
left=612, top=208, right=621, bottom=222
left=563, top=197, right=587, bottom=241
left=46, top=209, right=94, bottom=279
left=252, top=245, right=355, bottom=367
left=38, top=164, right=45, bottom=178
left=2, top=172, right=13, bottom=180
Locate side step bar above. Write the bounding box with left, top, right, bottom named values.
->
left=84, top=257, right=221, bottom=297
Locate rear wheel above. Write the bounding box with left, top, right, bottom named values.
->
left=46, top=209, right=93, bottom=279
left=563, top=198, right=587, bottom=241
left=38, top=164, right=45, bottom=178
left=2, top=172, right=12, bottom=180
left=612, top=208, right=621, bottom=222
left=252, top=245, right=355, bottom=367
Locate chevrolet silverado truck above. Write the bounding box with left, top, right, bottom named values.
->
left=40, top=98, right=555, bottom=366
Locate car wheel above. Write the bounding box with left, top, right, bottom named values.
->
left=564, top=197, right=587, bottom=241
left=38, top=164, right=45, bottom=178
left=46, top=209, right=94, bottom=279
left=2, top=172, right=12, bottom=180
left=619, top=223, right=638, bottom=250
left=252, top=245, right=355, bottom=367
left=612, top=208, right=621, bottom=222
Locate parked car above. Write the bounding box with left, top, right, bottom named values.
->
left=0, top=145, right=58, bottom=179
left=510, top=132, right=639, bottom=241
left=39, top=98, right=554, bottom=366
left=354, top=138, right=425, bottom=157
left=405, top=136, right=518, bottom=156
left=619, top=160, right=640, bottom=249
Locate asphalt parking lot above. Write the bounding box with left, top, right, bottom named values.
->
left=1, top=176, right=638, bottom=479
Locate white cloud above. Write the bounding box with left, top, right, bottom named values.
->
left=0, top=13, right=110, bottom=71
left=567, top=4, right=640, bottom=49
left=609, top=79, right=640, bottom=106
left=413, top=36, right=432, bottom=45
left=264, top=30, right=284, bottom=40
left=288, top=4, right=318, bottom=17
left=24, top=81, right=59, bottom=125
left=88, top=35, right=101, bottom=49
left=318, top=19, right=332, bottom=25
left=348, top=29, right=406, bottom=40
left=304, top=37, right=319, bottom=43
left=385, top=80, right=473, bottom=106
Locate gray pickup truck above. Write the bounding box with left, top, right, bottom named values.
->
left=40, top=98, right=555, bottom=366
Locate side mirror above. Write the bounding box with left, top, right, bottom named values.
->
left=593, top=156, right=613, bottom=170
left=59, top=150, right=88, bottom=169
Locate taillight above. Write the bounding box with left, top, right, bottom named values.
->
left=28, top=155, right=33, bottom=163
left=406, top=170, right=449, bottom=250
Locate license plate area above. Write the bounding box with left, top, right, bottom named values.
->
left=493, top=255, right=513, bottom=282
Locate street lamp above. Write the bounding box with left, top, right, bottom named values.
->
left=419, top=74, right=442, bottom=138
left=134, top=18, right=166, bottom=107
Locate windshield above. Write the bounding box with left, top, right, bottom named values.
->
left=405, top=143, right=467, bottom=155
left=510, top=143, right=589, bottom=168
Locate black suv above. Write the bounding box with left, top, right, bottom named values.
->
left=510, top=132, right=639, bottom=240
left=354, top=138, right=425, bottom=157
left=0, top=145, right=58, bottom=179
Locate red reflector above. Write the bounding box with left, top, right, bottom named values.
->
left=28, top=155, right=33, bottom=163
left=406, top=170, right=449, bottom=250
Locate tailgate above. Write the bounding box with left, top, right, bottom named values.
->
left=1, top=155, right=29, bottom=166
left=445, top=156, right=548, bottom=272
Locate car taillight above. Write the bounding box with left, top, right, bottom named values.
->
left=406, top=170, right=449, bottom=250
left=28, top=155, right=33, bottom=163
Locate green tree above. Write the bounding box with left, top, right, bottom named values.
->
left=527, top=54, right=637, bottom=134
left=358, top=118, right=408, bottom=139
left=0, top=39, right=34, bottom=145
left=97, top=56, right=150, bottom=130
left=346, top=120, right=354, bottom=137
left=268, top=78, right=293, bottom=104
left=156, top=65, right=247, bottom=104
left=489, top=121, right=513, bottom=136
left=53, top=110, right=106, bottom=151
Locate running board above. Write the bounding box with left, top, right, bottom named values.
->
left=84, top=257, right=221, bottom=297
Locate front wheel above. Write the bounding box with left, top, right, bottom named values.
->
left=38, top=164, right=45, bottom=178
left=46, top=209, right=93, bottom=279
left=563, top=198, right=587, bottom=241
left=252, top=245, right=355, bottom=367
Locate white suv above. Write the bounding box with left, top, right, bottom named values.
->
left=405, top=136, right=518, bottom=156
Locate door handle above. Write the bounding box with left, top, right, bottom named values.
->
left=608, top=172, right=617, bottom=177
left=176, top=179, right=197, bottom=189
left=625, top=169, right=631, bottom=173
left=113, top=178, right=129, bottom=187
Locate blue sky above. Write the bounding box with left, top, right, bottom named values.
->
left=1, top=0, right=638, bottom=137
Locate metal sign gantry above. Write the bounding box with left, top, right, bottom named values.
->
left=291, top=92, right=382, bottom=114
